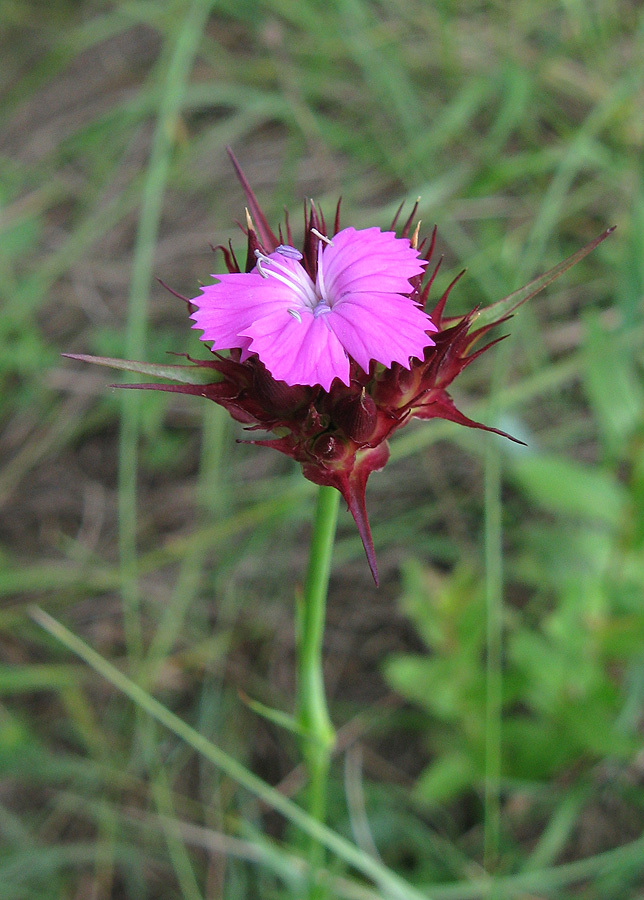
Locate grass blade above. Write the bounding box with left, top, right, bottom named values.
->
left=29, top=606, right=431, bottom=900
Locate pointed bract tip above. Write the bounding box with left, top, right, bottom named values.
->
left=225, top=148, right=278, bottom=250
left=345, top=486, right=379, bottom=585
left=472, top=226, right=617, bottom=333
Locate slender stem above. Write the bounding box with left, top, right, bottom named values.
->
left=296, top=484, right=340, bottom=897
left=483, top=437, right=503, bottom=874
left=483, top=327, right=512, bottom=876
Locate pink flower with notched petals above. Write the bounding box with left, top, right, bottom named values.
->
left=190, top=226, right=437, bottom=391
left=69, top=150, right=613, bottom=583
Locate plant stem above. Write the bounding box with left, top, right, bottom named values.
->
left=483, top=436, right=503, bottom=874
left=296, top=484, right=340, bottom=897
left=483, top=329, right=511, bottom=876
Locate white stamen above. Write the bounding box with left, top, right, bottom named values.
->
left=316, top=240, right=328, bottom=302
left=311, top=227, right=334, bottom=247
left=253, top=248, right=319, bottom=307
left=254, top=253, right=270, bottom=278
left=254, top=247, right=325, bottom=318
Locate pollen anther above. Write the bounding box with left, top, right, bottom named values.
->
left=276, top=245, right=303, bottom=260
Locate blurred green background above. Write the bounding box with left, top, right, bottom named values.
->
left=1, top=0, right=644, bottom=897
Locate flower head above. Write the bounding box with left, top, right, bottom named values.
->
left=191, top=226, right=436, bottom=391
left=70, top=150, right=614, bottom=584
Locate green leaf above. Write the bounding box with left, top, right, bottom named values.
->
left=238, top=691, right=305, bottom=737
left=509, top=453, right=627, bottom=526
left=0, top=664, right=82, bottom=693
left=415, top=751, right=474, bottom=804
left=473, top=227, right=616, bottom=331
left=62, top=353, right=218, bottom=385
left=385, top=654, right=437, bottom=711
left=582, top=313, right=644, bottom=454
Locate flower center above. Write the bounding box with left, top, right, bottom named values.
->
left=254, top=245, right=334, bottom=320
left=313, top=301, right=332, bottom=318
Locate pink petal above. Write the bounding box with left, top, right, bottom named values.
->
left=329, top=293, right=436, bottom=372
left=190, top=267, right=302, bottom=351
left=243, top=310, right=350, bottom=390
left=321, top=227, right=426, bottom=300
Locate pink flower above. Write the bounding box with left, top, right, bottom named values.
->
left=190, top=227, right=437, bottom=391
left=68, top=150, right=613, bottom=583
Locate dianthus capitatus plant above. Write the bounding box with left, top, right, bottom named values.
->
left=64, top=149, right=613, bottom=892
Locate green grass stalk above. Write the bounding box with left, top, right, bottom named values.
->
left=29, top=605, right=431, bottom=900
left=483, top=438, right=503, bottom=874
left=482, top=325, right=512, bottom=876
left=118, top=0, right=214, bottom=666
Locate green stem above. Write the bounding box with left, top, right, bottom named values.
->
left=483, top=437, right=502, bottom=874
left=483, top=326, right=512, bottom=876
left=296, top=484, right=340, bottom=897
